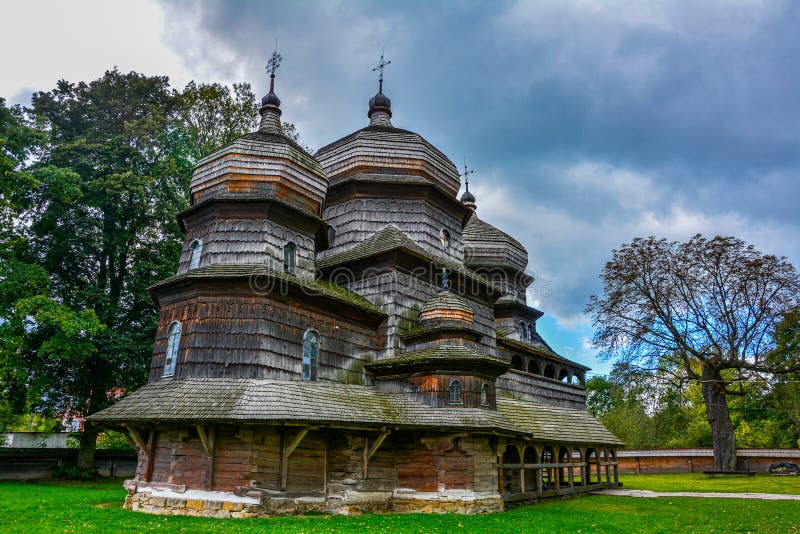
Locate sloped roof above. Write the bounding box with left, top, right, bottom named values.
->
left=420, top=291, right=473, bottom=315
left=315, top=125, right=460, bottom=196
left=89, top=378, right=622, bottom=445
left=198, top=131, right=324, bottom=176
left=463, top=216, right=526, bottom=253
left=149, top=264, right=383, bottom=316
left=317, top=225, right=503, bottom=294
left=367, top=344, right=508, bottom=370
left=497, top=335, right=590, bottom=372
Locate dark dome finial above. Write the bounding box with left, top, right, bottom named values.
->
left=368, top=51, right=392, bottom=126
left=259, top=45, right=283, bottom=132
left=459, top=162, right=477, bottom=210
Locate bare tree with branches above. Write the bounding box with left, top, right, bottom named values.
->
left=586, top=235, right=800, bottom=470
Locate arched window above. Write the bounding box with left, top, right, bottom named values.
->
left=189, top=239, right=202, bottom=270
left=439, top=229, right=451, bottom=250
left=527, top=323, right=535, bottom=341
left=302, top=330, right=319, bottom=381
left=449, top=380, right=462, bottom=403
left=283, top=242, right=297, bottom=274
left=163, top=321, right=181, bottom=378
left=527, top=360, right=541, bottom=375
left=480, top=383, right=490, bottom=405
left=518, top=321, right=528, bottom=342
left=327, top=225, right=336, bottom=245
left=511, top=355, right=524, bottom=371
left=559, top=369, right=569, bottom=382
left=544, top=364, right=555, bottom=379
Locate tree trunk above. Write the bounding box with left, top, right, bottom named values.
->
left=701, top=364, right=737, bottom=471
left=76, top=420, right=99, bottom=472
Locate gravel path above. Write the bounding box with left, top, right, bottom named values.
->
left=594, top=489, right=800, bottom=500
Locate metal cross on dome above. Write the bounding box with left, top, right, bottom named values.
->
left=266, top=44, right=282, bottom=79
left=461, top=162, right=474, bottom=191
left=372, top=51, right=391, bottom=92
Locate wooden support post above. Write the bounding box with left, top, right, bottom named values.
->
left=124, top=425, right=155, bottom=482
left=144, top=429, right=156, bottom=482
left=567, top=449, right=575, bottom=490
left=362, top=428, right=390, bottom=480
left=534, top=445, right=543, bottom=496
left=197, top=425, right=216, bottom=490
left=280, top=427, right=309, bottom=491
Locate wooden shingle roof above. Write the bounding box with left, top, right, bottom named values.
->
left=317, top=225, right=504, bottom=294
left=89, top=378, right=622, bottom=445
left=149, top=264, right=384, bottom=317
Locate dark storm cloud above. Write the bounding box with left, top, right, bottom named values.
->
left=159, top=0, right=800, bottom=347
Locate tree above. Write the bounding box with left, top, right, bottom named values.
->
left=586, top=235, right=800, bottom=470
left=1, top=72, right=297, bottom=471
left=177, top=81, right=260, bottom=162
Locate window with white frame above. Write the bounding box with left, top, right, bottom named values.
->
left=163, top=321, right=181, bottom=378
left=302, top=330, right=320, bottom=381
left=480, top=383, right=490, bottom=405
left=284, top=241, right=297, bottom=274
left=189, top=239, right=203, bottom=269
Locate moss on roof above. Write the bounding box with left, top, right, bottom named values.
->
left=317, top=225, right=503, bottom=293
left=367, top=344, right=508, bottom=369
left=150, top=264, right=383, bottom=315
left=89, top=378, right=623, bottom=445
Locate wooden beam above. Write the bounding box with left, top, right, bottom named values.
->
left=280, top=428, right=310, bottom=491
left=196, top=425, right=216, bottom=490
left=196, top=425, right=215, bottom=456
left=144, top=429, right=156, bottom=483
left=124, top=425, right=148, bottom=456
left=363, top=429, right=391, bottom=480
left=366, top=429, right=390, bottom=460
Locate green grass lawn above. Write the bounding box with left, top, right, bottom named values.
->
left=0, top=476, right=798, bottom=533
left=619, top=472, right=800, bottom=494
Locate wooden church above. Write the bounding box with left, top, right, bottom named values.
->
left=91, top=53, right=622, bottom=517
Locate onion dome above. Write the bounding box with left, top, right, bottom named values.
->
left=259, top=50, right=283, bottom=133
left=188, top=50, right=328, bottom=216
left=419, top=291, right=474, bottom=327
left=368, top=91, right=392, bottom=123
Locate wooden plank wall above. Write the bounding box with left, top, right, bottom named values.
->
left=321, top=199, right=464, bottom=264
left=149, top=295, right=378, bottom=382
left=177, top=218, right=316, bottom=278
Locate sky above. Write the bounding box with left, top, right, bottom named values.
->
left=3, top=0, right=800, bottom=376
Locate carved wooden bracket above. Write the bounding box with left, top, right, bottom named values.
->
left=280, top=427, right=312, bottom=490
left=362, top=428, right=391, bottom=479
left=124, top=424, right=156, bottom=482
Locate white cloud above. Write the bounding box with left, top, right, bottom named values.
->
left=1, top=0, right=199, bottom=104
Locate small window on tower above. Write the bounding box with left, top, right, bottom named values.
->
left=302, top=330, right=320, bottom=381
left=449, top=380, right=462, bottom=404
left=439, top=229, right=451, bottom=250
left=480, top=383, right=490, bottom=406
left=283, top=242, right=297, bottom=274
left=189, top=239, right=202, bottom=270
left=163, top=321, right=181, bottom=379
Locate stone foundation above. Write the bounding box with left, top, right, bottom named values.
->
left=123, top=484, right=504, bottom=517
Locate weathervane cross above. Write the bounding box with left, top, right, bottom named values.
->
left=372, top=51, right=391, bottom=92
left=461, top=162, right=474, bottom=191
left=266, top=41, right=282, bottom=82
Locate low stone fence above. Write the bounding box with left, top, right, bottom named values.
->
left=617, top=449, right=800, bottom=474
left=0, top=448, right=137, bottom=479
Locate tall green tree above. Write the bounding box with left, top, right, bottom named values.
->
left=1, top=72, right=295, bottom=470
left=587, top=235, right=800, bottom=469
